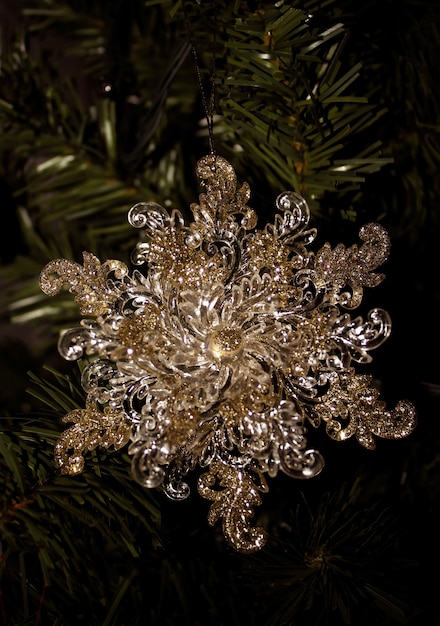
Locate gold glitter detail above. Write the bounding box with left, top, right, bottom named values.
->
left=294, top=310, right=335, bottom=364
left=198, top=461, right=268, bottom=553
left=191, top=155, right=257, bottom=230
left=218, top=388, right=275, bottom=428
left=116, top=306, right=160, bottom=356
left=167, top=408, right=200, bottom=448
left=144, top=229, right=228, bottom=289
left=314, top=223, right=391, bottom=308
left=248, top=232, right=293, bottom=283
left=54, top=403, right=131, bottom=475
left=207, top=325, right=244, bottom=361
left=310, top=371, right=417, bottom=449
left=40, top=154, right=417, bottom=553
left=40, top=252, right=128, bottom=316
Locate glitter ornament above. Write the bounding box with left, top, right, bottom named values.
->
left=40, top=154, right=416, bottom=553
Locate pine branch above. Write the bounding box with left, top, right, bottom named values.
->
left=0, top=0, right=395, bottom=339
left=290, top=0, right=440, bottom=241
left=0, top=4, right=438, bottom=622
left=0, top=368, right=163, bottom=625
left=238, top=480, right=415, bottom=626
left=211, top=5, right=391, bottom=214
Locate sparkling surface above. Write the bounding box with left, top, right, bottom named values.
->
left=40, top=154, right=417, bottom=553
left=208, top=325, right=244, bottom=360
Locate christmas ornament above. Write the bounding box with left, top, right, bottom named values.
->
left=40, top=154, right=416, bottom=552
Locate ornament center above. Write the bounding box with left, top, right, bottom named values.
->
left=207, top=325, right=244, bottom=361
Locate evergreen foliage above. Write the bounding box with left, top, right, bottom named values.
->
left=1, top=1, right=439, bottom=624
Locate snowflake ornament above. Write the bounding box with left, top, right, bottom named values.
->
left=40, top=155, right=416, bottom=552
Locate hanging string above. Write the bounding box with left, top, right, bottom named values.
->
left=181, top=0, right=217, bottom=155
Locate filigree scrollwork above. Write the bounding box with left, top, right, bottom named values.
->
left=54, top=396, right=131, bottom=475
left=192, top=154, right=257, bottom=230
left=40, top=154, right=416, bottom=552
left=314, top=223, right=391, bottom=309
left=40, top=252, right=128, bottom=316
left=310, top=370, right=417, bottom=449
left=198, top=461, right=268, bottom=553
